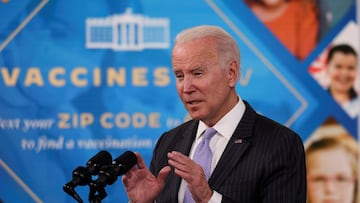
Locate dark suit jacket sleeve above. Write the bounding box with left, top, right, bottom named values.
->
left=255, top=128, right=306, bottom=203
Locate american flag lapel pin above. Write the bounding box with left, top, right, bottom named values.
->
left=234, top=139, right=243, bottom=144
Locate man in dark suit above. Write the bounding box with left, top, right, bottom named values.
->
left=122, top=25, right=306, bottom=203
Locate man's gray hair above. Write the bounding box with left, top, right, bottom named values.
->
left=174, top=25, right=241, bottom=79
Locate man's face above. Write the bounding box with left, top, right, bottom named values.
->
left=171, top=37, right=237, bottom=126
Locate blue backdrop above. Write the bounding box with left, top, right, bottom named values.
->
left=0, top=0, right=358, bottom=202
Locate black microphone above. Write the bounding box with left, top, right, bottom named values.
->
left=90, top=151, right=137, bottom=189
left=85, top=150, right=113, bottom=175
left=63, top=150, right=113, bottom=203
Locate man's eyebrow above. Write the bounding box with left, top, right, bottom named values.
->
left=191, top=65, right=208, bottom=70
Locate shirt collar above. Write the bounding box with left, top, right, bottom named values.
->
left=197, top=96, right=246, bottom=140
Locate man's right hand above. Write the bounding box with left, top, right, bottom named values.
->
left=122, top=152, right=171, bottom=203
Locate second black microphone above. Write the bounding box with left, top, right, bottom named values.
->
left=91, top=150, right=137, bottom=189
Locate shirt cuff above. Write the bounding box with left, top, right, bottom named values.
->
left=208, top=190, right=222, bottom=203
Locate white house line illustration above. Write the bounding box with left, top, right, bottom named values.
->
left=86, top=8, right=170, bottom=51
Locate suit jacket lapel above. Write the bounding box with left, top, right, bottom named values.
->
left=174, top=120, right=198, bottom=154
left=166, top=120, right=199, bottom=200
left=209, top=101, right=256, bottom=189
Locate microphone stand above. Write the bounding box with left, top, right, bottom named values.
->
left=88, top=181, right=107, bottom=203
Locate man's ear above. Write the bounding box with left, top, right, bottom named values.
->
left=227, top=60, right=239, bottom=87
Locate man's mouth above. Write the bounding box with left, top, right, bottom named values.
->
left=186, top=100, right=203, bottom=106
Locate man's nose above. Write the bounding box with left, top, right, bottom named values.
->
left=182, top=76, right=194, bottom=92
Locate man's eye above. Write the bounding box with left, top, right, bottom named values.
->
left=175, top=74, right=184, bottom=79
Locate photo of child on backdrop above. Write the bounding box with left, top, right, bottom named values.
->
left=305, top=117, right=358, bottom=203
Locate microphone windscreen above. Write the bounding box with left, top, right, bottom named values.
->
left=113, top=151, right=137, bottom=174
left=86, top=150, right=112, bottom=173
